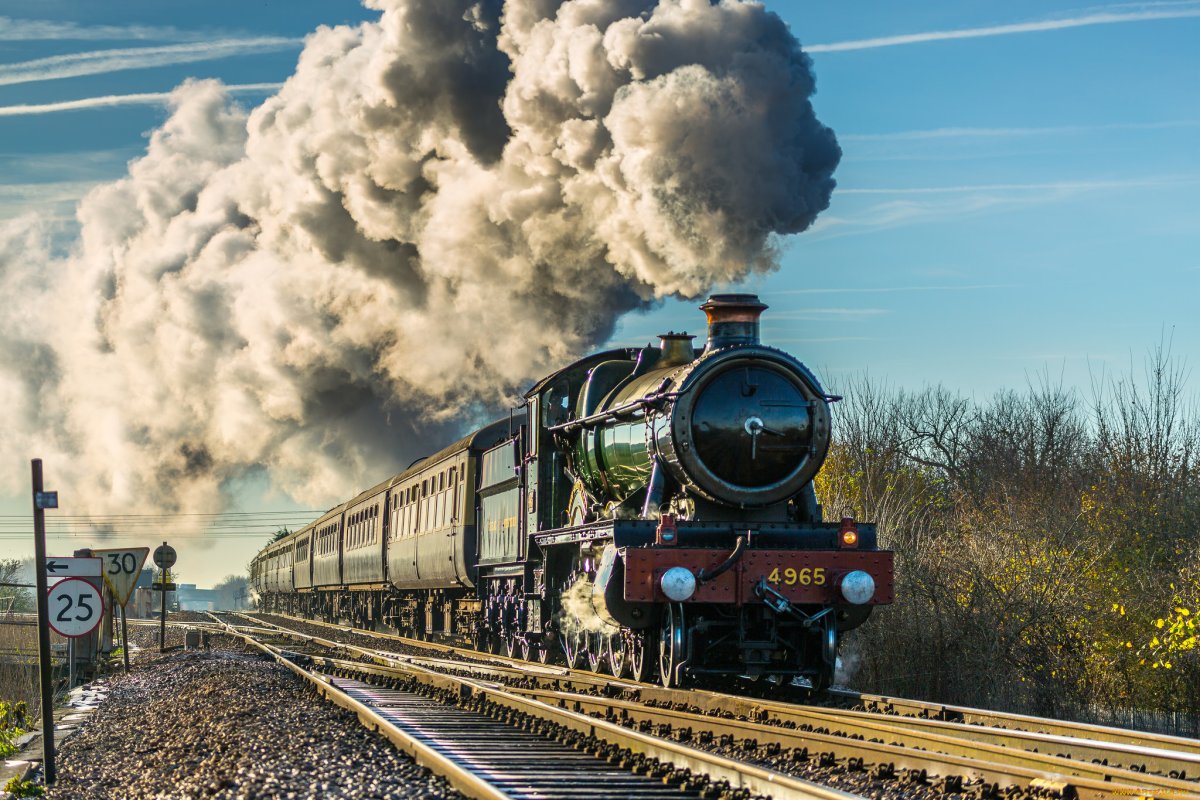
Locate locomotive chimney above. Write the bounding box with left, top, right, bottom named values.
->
left=700, top=294, right=767, bottom=350
left=657, top=332, right=696, bottom=367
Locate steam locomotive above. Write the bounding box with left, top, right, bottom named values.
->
left=251, top=294, right=893, bottom=689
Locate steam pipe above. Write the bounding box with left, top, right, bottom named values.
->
left=697, top=535, right=746, bottom=583
left=641, top=458, right=666, bottom=519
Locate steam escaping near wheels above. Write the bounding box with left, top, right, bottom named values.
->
left=0, top=0, right=839, bottom=517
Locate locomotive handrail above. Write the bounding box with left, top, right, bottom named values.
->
left=547, top=388, right=687, bottom=434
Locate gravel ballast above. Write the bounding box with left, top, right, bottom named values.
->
left=45, top=645, right=464, bottom=800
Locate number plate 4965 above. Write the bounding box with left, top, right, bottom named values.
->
left=766, top=566, right=826, bottom=587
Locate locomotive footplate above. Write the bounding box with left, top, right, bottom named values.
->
left=621, top=547, right=894, bottom=606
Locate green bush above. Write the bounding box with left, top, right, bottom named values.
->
left=0, top=701, right=30, bottom=759
left=4, top=776, right=46, bottom=798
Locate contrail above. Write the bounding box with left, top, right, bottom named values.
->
left=0, top=38, right=302, bottom=86
left=0, top=17, right=213, bottom=41
left=0, top=84, right=282, bottom=116
left=806, top=8, right=1200, bottom=53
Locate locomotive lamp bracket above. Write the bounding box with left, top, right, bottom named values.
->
left=754, top=578, right=834, bottom=630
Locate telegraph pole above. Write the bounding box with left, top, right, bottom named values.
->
left=31, top=459, right=58, bottom=785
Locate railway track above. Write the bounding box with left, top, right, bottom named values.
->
left=202, top=613, right=858, bottom=800
left=206, top=612, right=1200, bottom=800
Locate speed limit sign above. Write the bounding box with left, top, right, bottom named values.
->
left=47, top=577, right=105, bottom=638
left=93, top=547, right=149, bottom=606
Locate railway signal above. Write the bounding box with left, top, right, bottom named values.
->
left=153, top=541, right=176, bottom=652
left=153, top=544, right=177, bottom=570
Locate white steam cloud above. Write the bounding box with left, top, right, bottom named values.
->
left=0, top=0, right=839, bottom=516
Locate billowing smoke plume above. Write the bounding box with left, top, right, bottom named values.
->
left=0, top=0, right=839, bottom=515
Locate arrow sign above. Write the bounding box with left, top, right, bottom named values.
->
left=93, top=548, right=150, bottom=607
left=44, top=556, right=102, bottom=581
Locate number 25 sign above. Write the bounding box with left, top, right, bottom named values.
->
left=47, top=577, right=105, bottom=638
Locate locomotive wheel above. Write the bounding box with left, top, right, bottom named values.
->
left=536, top=635, right=554, bottom=663
left=810, top=619, right=838, bottom=694
left=586, top=631, right=606, bottom=673
left=659, top=603, right=686, bottom=688
left=562, top=628, right=585, bottom=669
left=628, top=630, right=653, bottom=682
left=810, top=665, right=833, bottom=694
left=607, top=633, right=630, bottom=678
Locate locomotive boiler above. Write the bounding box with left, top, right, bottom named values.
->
left=251, top=294, right=894, bottom=690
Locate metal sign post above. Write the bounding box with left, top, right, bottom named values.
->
left=31, top=459, right=58, bottom=786
left=159, top=567, right=166, bottom=652
left=153, top=542, right=176, bottom=653
left=120, top=603, right=130, bottom=673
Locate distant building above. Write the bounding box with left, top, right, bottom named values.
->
left=177, top=584, right=217, bottom=611
left=128, top=571, right=250, bottom=614
left=130, top=569, right=176, bottom=618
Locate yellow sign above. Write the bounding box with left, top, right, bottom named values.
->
left=92, top=547, right=150, bottom=606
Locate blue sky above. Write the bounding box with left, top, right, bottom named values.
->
left=612, top=2, right=1200, bottom=395
left=1, top=1, right=1197, bottom=583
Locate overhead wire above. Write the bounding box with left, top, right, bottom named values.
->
left=0, top=509, right=324, bottom=540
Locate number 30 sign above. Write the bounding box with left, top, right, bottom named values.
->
left=47, top=577, right=105, bottom=638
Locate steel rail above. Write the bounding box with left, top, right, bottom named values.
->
left=716, top=700, right=1200, bottom=780
left=834, top=690, right=1200, bottom=758
left=234, top=611, right=542, bottom=668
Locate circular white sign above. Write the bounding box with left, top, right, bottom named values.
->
left=47, top=577, right=105, bottom=638
left=153, top=544, right=177, bottom=570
